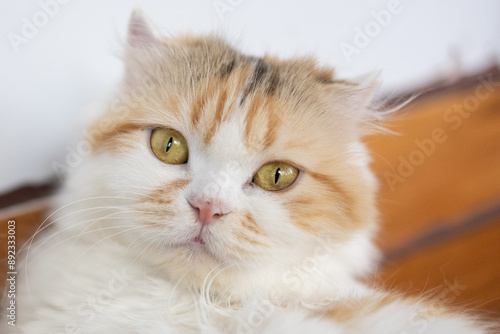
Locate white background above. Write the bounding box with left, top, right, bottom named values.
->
left=0, top=0, right=499, bottom=194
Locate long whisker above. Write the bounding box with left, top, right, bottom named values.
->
left=22, top=219, right=148, bottom=311
left=119, top=230, right=163, bottom=267
left=26, top=217, right=148, bottom=265
left=23, top=209, right=151, bottom=293
left=70, top=208, right=151, bottom=246
left=21, top=195, right=141, bottom=253
left=21, top=196, right=145, bottom=303
left=20, top=205, right=127, bottom=253
left=68, top=225, right=146, bottom=269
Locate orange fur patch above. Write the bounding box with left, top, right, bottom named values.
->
left=285, top=172, right=353, bottom=235
left=137, top=178, right=192, bottom=227
left=323, top=293, right=455, bottom=324
left=234, top=231, right=265, bottom=246
left=190, top=90, right=209, bottom=129
left=240, top=211, right=265, bottom=236
left=88, top=121, right=145, bottom=151
left=142, top=178, right=191, bottom=205
left=204, top=88, right=227, bottom=145
left=324, top=293, right=400, bottom=322
left=243, top=97, right=284, bottom=152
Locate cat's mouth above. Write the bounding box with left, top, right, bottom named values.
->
left=186, top=225, right=208, bottom=248
left=192, top=236, right=205, bottom=246
left=187, top=235, right=206, bottom=248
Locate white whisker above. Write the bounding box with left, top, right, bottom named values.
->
left=68, top=225, right=146, bottom=269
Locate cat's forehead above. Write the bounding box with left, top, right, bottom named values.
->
left=95, top=36, right=366, bottom=166
left=169, top=40, right=338, bottom=153
left=165, top=35, right=335, bottom=92
left=186, top=64, right=284, bottom=154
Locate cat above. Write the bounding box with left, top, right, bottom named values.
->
left=3, top=9, right=495, bottom=334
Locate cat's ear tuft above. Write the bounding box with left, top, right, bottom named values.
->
left=128, top=9, right=160, bottom=48
left=124, top=10, right=164, bottom=89
left=326, top=72, right=384, bottom=133
left=346, top=72, right=381, bottom=110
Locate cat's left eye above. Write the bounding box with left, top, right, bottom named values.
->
left=253, top=162, right=299, bottom=191
left=150, top=128, right=189, bottom=165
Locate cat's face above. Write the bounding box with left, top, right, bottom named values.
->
left=69, top=11, right=380, bottom=295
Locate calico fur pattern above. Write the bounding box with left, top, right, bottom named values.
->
left=3, top=10, right=495, bottom=334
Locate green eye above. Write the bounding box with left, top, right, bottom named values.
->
left=150, top=128, right=188, bottom=164
left=253, top=162, right=299, bottom=191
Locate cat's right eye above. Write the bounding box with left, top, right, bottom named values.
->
left=150, top=128, right=189, bottom=165
left=253, top=161, right=299, bottom=191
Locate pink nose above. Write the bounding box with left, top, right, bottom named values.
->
left=189, top=199, right=226, bottom=226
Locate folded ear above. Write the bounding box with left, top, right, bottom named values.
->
left=124, top=10, right=164, bottom=88
left=324, top=72, right=383, bottom=135
left=127, top=9, right=161, bottom=49
left=342, top=72, right=380, bottom=113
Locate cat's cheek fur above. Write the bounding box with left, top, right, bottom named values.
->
left=65, top=136, right=376, bottom=302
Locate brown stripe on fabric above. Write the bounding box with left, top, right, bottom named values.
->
left=0, top=182, right=58, bottom=209
left=382, top=199, right=500, bottom=263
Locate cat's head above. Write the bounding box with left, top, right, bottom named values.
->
left=68, top=10, right=381, bottom=300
